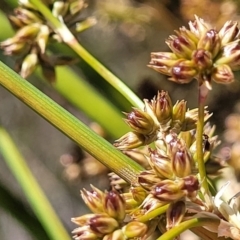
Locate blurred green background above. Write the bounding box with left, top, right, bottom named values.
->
left=1, top=0, right=240, bottom=239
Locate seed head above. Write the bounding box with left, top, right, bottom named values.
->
left=149, top=15, right=240, bottom=88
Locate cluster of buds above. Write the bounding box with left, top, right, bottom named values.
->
left=71, top=185, right=148, bottom=240
left=149, top=16, right=240, bottom=88
left=1, top=0, right=96, bottom=82
left=114, top=90, right=210, bottom=150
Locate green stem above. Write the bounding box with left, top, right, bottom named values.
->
left=196, top=83, right=212, bottom=208
left=157, top=217, right=219, bottom=240
left=0, top=127, right=70, bottom=240
left=0, top=61, right=143, bottom=183
left=29, top=0, right=144, bottom=109
left=137, top=204, right=169, bottom=223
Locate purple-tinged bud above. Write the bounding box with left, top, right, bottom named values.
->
left=219, top=21, right=240, bottom=45
left=215, top=41, right=240, bottom=70
left=166, top=201, right=186, bottom=230
left=103, top=191, right=126, bottom=221
left=141, top=194, right=167, bottom=213
left=151, top=90, right=173, bottom=126
left=1, top=41, right=26, bottom=55
left=172, top=145, right=193, bottom=178
left=151, top=179, right=186, bottom=202
left=192, top=49, right=212, bottom=70
left=211, top=64, right=234, bottom=84
left=181, top=175, right=199, bottom=192
left=166, top=34, right=196, bottom=59
left=89, top=215, right=119, bottom=235
left=122, top=221, right=147, bottom=238
left=177, top=27, right=199, bottom=44
left=197, top=29, right=221, bottom=58
left=148, top=149, right=174, bottom=179
left=72, top=213, right=119, bottom=235
left=125, top=108, right=158, bottom=135
left=103, top=229, right=125, bottom=240
left=138, top=170, right=162, bottom=191
left=72, top=225, right=100, bottom=240
left=81, top=185, right=105, bottom=214
left=131, top=186, right=147, bottom=203
left=188, top=15, right=212, bottom=38
left=148, top=55, right=180, bottom=76
left=170, top=60, right=197, bottom=84
left=114, top=131, right=146, bottom=150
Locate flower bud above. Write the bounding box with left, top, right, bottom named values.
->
left=20, top=52, right=38, bottom=78
left=131, top=186, right=148, bottom=203
left=121, top=192, right=139, bottom=211
left=141, top=194, right=167, bottom=213
left=166, top=34, right=196, bottom=59
left=122, top=221, right=147, bottom=238
left=219, top=21, right=239, bottom=45
left=103, top=191, right=126, bottom=221
left=72, top=225, right=100, bottom=240
left=197, top=29, right=221, bottom=58
left=15, top=24, right=40, bottom=40
left=36, top=25, right=50, bottom=54
left=115, top=131, right=148, bottom=150
left=189, top=15, right=212, bottom=38
left=151, top=90, right=173, bottom=126
left=181, top=175, right=199, bottom=192
left=172, top=100, right=187, bottom=131
left=81, top=185, right=105, bottom=213
left=103, top=229, right=125, bottom=240
left=52, top=1, right=68, bottom=18
left=192, top=49, right=212, bottom=70
left=138, top=170, right=162, bottom=191
left=148, top=54, right=180, bottom=76
left=211, top=64, right=234, bottom=84
left=172, top=145, right=193, bottom=178
left=151, top=179, right=185, bottom=202
left=215, top=41, right=240, bottom=70
left=125, top=108, right=158, bottom=135
left=170, top=60, right=197, bottom=84
left=148, top=149, right=174, bottom=179
left=166, top=201, right=186, bottom=230
left=15, top=8, right=42, bottom=24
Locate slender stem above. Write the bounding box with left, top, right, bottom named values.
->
left=29, top=0, right=144, bottom=109
left=0, top=61, right=143, bottom=184
left=0, top=127, right=70, bottom=240
left=137, top=204, right=169, bottom=223
left=196, top=83, right=212, bottom=208
left=156, top=217, right=219, bottom=240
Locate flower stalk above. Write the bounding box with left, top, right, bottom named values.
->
left=29, top=0, right=144, bottom=109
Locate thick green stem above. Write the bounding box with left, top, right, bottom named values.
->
left=0, top=61, right=143, bottom=183
left=196, top=83, right=212, bottom=208
left=157, top=217, right=220, bottom=240
left=0, top=127, right=70, bottom=240
left=29, top=0, right=144, bottom=109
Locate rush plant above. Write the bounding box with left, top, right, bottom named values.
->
left=0, top=1, right=240, bottom=240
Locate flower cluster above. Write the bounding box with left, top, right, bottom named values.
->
left=1, top=0, right=95, bottom=82
left=72, top=185, right=148, bottom=240
left=114, top=90, right=210, bottom=150
left=148, top=16, right=240, bottom=88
